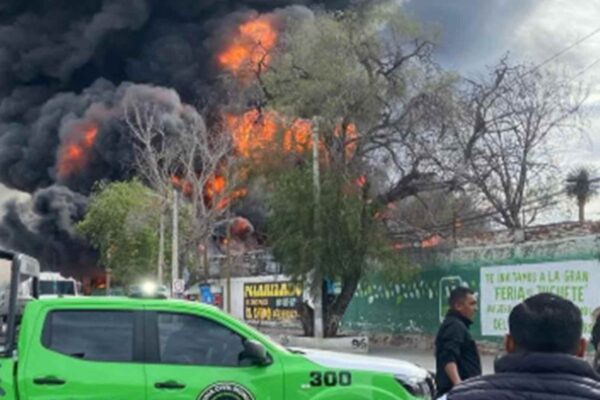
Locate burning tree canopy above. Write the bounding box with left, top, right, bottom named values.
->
left=237, top=2, right=467, bottom=337
left=218, top=16, right=279, bottom=80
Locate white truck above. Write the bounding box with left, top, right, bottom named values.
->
left=0, top=268, right=78, bottom=323
left=37, top=272, right=78, bottom=297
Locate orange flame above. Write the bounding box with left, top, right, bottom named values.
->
left=334, top=122, right=358, bottom=160
left=218, top=17, right=278, bottom=78
left=227, top=109, right=358, bottom=163
left=170, top=175, right=194, bottom=197
left=204, top=175, right=226, bottom=200
left=226, top=110, right=279, bottom=159
left=206, top=174, right=248, bottom=211
left=284, top=119, right=312, bottom=154
left=216, top=187, right=248, bottom=210
left=171, top=173, right=248, bottom=211
left=356, top=175, right=367, bottom=188
left=226, top=109, right=315, bottom=161
left=230, top=217, right=253, bottom=237
left=421, top=234, right=441, bottom=248
left=57, top=124, right=98, bottom=179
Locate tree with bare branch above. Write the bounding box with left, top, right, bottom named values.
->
left=451, top=61, right=588, bottom=229
left=120, top=85, right=238, bottom=282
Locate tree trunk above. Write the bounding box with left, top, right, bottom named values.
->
left=579, top=199, right=586, bottom=225
left=297, top=301, right=314, bottom=337
left=323, top=274, right=360, bottom=337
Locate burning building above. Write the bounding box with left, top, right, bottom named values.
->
left=0, top=0, right=351, bottom=278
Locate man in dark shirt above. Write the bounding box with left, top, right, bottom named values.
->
left=435, top=287, right=481, bottom=397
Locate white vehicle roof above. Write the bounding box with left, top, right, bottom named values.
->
left=39, top=272, right=76, bottom=281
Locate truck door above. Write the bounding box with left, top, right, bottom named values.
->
left=19, top=308, right=146, bottom=400
left=144, top=310, right=284, bottom=400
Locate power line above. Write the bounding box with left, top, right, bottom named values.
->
left=389, top=188, right=568, bottom=238
left=570, top=56, right=600, bottom=80
left=527, top=25, right=600, bottom=75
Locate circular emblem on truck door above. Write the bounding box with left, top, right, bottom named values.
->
left=198, top=382, right=255, bottom=400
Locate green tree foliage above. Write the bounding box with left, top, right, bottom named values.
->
left=77, top=180, right=161, bottom=285
left=245, top=1, right=441, bottom=337
left=268, top=167, right=411, bottom=337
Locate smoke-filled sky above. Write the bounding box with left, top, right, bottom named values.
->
left=3, top=1, right=595, bottom=208
left=0, top=0, right=349, bottom=271
left=1, top=0, right=599, bottom=270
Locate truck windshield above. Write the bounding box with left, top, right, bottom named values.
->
left=40, top=281, right=75, bottom=296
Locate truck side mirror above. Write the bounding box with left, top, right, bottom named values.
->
left=240, top=340, right=272, bottom=367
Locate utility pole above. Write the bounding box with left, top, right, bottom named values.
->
left=157, top=206, right=165, bottom=284
left=226, top=217, right=233, bottom=313
left=171, top=188, right=179, bottom=296
left=312, top=119, right=323, bottom=338
left=203, top=238, right=210, bottom=280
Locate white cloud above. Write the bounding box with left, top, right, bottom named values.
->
left=511, top=1, right=600, bottom=222
left=513, top=0, right=600, bottom=72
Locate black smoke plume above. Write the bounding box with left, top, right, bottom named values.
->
left=0, top=185, right=96, bottom=277
left=0, top=0, right=349, bottom=274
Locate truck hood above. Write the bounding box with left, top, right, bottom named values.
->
left=291, top=347, right=429, bottom=380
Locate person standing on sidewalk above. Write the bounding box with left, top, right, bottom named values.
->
left=435, top=287, right=481, bottom=397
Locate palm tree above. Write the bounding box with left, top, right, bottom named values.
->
left=566, top=167, right=599, bottom=224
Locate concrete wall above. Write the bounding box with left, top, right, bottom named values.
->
left=208, top=233, right=600, bottom=340
left=449, top=235, right=600, bottom=266
left=342, top=234, right=600, bottom=340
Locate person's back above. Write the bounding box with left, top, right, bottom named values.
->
left=444, top=293, right=600, bottom=400
left=592, top=307, right=600, bottom=373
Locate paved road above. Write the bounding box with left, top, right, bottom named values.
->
left=363, top=346, right=599, bottom=377
left=360, top=346, right=497, bottom=375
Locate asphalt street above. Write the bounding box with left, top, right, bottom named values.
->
left=357, top=346, right=497, bottom=375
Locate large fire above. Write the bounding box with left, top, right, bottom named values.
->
left=217, top=15, right=361, bottom=211
left=218, top=17, right=278, bottom=78
left=226, top=110, right=312, bottom=160
left=57, top=124, right=98, bottom=179
left=219, top=15, right=358, bottom=163
left=226, top=109, right=358, bottom=163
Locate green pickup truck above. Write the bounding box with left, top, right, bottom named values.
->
left=0, top=251, right=434, bottom=400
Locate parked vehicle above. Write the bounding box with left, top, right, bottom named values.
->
left=38, top=272, right=78, bottom=297
left=0, top=269, right=78, bottom=323
left=0, top=251, right=434, bottom=399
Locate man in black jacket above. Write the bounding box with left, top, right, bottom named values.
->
left=435, top=287, right=481, bottom=396
left=442, top=293, right=600, bottom=400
